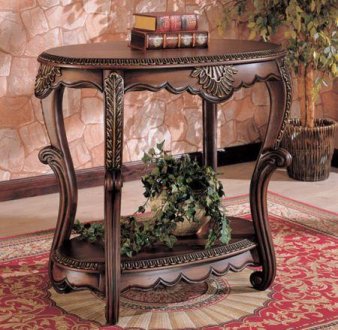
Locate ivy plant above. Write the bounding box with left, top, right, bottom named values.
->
left=139, top=141, right=231, bottom=249
left=73, top=142, right=231, bottom=257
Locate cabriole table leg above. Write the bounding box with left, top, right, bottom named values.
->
left=38, top=86, right=78, bottom=293
left=249, top=59, right=292, bottom=290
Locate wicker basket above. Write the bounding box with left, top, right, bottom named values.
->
left=282, top=118, right=336, bottom=181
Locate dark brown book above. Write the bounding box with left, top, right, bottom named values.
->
left=133, top=12, right=198, bottom=32
left=130, top=29, right=209, bottom=50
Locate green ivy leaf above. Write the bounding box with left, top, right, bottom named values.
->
left=138, top=206, right=145, bottom=213
left=156, top=140, right=165, bottom=151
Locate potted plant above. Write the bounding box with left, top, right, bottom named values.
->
left=207, top=0, right=337, bottom=181
left=74, top=142, right=231, bottom=257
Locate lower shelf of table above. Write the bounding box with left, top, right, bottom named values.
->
left=51, top=217, right=260, bottom=293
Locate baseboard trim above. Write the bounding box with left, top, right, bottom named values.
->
left=0, top=143, right=261, bottom=202
left=0, top=162, right=146, bottom=202
left=332, top=149, right=338, bottom=168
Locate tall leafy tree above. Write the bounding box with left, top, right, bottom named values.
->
left=199, top=0, right=337, bottom=127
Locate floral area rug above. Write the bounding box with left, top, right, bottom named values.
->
left=0, top=192, right=337, bottom=330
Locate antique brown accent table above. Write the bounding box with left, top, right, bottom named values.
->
left=35, top=40, right=292, bottom=325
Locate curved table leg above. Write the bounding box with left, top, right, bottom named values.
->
left=38, top=86, right=78, bottom=293
left=103, top=71, right=124, bottom=325
left=250, top=59, right=292, bottom=290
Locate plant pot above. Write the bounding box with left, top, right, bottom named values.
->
left=174, top=208, right=208, bottom=236
left=150, top=192, right=209, bottom=237
left=282, top=118, right=337, bottom=181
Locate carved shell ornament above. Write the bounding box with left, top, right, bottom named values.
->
left=34, top=64, right=61, bottom=98
left=191, top=65, right=238, bottom=98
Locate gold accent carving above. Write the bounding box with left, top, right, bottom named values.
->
left=104, top=72, right=124, bottom=170
left=53, top=249, right=103, bottom=272
left=274, top=58, right=292, bottom=149
left=34, top=64, right=61, bottom=98
left=191, top=65, right=238, bottom=98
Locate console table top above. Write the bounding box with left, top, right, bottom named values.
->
left=38, top=40, right=285, bottom=69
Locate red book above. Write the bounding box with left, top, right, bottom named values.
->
left=133, top=12, right=198, bottom=32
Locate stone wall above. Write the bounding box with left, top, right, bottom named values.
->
left=0, top=0, right=336, bottom=181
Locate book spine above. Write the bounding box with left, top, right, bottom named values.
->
left=169, top=15, right=182, bottom=31
left=156, top=15, right=170, bottom=32
left=155, top=14, right=198, bottom=32
left=145, top=31, right=208, bottom=49
left=181, top=14, right=198, bottom=31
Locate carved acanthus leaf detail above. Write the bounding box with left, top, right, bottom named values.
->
left=104, top=72, right=124, bottom=170
left=191, top=65, right=238, bottom=98
left=34, top=64, right=61, bottom=98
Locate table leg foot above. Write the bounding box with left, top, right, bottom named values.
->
left=250, top=149, right=291, bottom=290
left=52, top=277, right=72, bottom=294
left=250, top=271, right=266, bottom=290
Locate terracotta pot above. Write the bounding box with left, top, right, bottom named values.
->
left=282, top=118, right=336, bottom=181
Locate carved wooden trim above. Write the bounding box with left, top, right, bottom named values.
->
left=191, top=65, right=238, bottom=98
left=257, top=148, right=292, bottom=173
left=34, top=64, right=61, bottom=98
left=104, top=72, right=124, bottom=170
left=38, top=48, right=286, bottom=68
left=274, top=58, right=292, bottom=149
left=39, top=145, right=63, bottom=167
left=122, top=239, right=256, bottom=271
left=53, top=249, right=104, bottom=272
left=125, top=72, right=280, bottom=103
left=52, top=239, right=256, bottom=273
left=235, top=73, right=281, bottom=89
left=121, top=259, right=256, bottom=293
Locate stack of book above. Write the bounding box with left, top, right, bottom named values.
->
left=130, top=12, right=208, bottom=50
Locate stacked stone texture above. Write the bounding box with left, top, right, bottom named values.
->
left=0, top=0, right=336, bottom=181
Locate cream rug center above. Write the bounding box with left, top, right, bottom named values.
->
left=49, top=269, right=271, bottom=328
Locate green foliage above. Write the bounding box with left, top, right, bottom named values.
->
left=73, top=142, right=231, bottom=257
left=140, top=141, right=231, bottom=250
left=73, top=221, right=104, bottom=243
left=217, top=0, right=248, bottom=32
left=283, top=0, right=337, bottom=78
left=246, top=0, right=289, bottom=41
left=223, top=0, right=337, bottom=87
left=120, top=216, right=156, bottom=257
